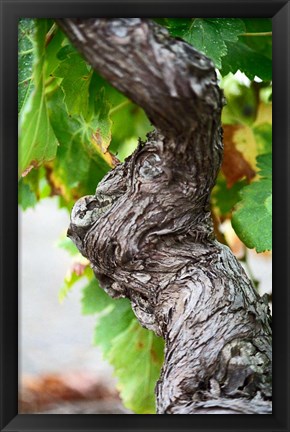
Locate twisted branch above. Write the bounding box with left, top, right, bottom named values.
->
left=58, top=18, right=272, bottom=414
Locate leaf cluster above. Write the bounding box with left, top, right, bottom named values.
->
left=157, top=18, right=272, bottom=80
left=18, top=19, right=151, bottom=211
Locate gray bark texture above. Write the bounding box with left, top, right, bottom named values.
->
left=58, top=18, right=272, bottom=414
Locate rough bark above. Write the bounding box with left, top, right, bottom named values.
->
left=58, top=18, right=272, bottom=414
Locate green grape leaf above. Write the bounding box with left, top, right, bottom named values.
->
left=18, top=165, right=51, bottom=209
left=82, top=277, right=165, bottom=414
left=108, top=320, right=164, bottom=414
left=165, top=18, right=245, bottom=68
left=255, top=152, right=271, bottom=178
left=163, top=18, right=271, bottom=78
left=18, top=19, right=35, bottom=114
left=221, top=41, right=272, bottom=81
left=110, top=101, right=152, bottom=159
left=93, top=298, right=135, bottom=356
left=45, top=27, right=67, bottom=78
left=18, top=179, right=37, bottom=210
left=242, top=18, right=272, bottom=34
left=232, top=153, right=272, bottom=252
left=19, top=20, right=59, bottom=178
left=241, top=19, right=272, bottom=61
left=82, top=281, right=165, bottom=414
left=219, top=19, right=271, bottom=80
left=89, top=73, right=152, bottom=159
left=47, top=86, right=113, bottom=207
left=212, top=175, right=247, bottom=216
left=81, top=279, right=115, bottom=315
left=54, top=48, right=93, bottom=116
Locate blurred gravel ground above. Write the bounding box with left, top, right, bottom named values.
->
left=19, top=372, right=132, bottom=414
left=37, top=400, right=132, bottom=414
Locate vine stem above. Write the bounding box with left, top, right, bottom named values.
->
left=109, top=99, right=131, bottom=116
left=240, top=32, right=272, bottom=37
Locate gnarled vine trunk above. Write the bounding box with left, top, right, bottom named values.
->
left=57, top=18, right=272, bottom=414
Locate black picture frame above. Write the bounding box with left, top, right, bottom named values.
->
left=1, top=0, right=289, bottom=431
